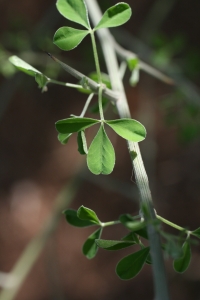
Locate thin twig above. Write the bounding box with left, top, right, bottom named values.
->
left=85, top=1, right=170, bottom=299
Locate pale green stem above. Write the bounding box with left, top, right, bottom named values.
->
left=98, top=84, right=104, bottom=120
left=80, top=93, right=94, bottom=117
left=157, top=215, right=191, bottom=234
left=90, top=30, right=102, bottom=83
left=48, top=79, right=83, bottom=89
left=101, top=220, right=121, bottom=228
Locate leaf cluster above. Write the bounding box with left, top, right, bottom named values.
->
left=64, top=205, right=200, bottom=279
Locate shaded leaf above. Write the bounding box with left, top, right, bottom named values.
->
left=173, top=240, right=191, bottom=273
left=164, top=238, right=183, bottom=260
left=54, top=27, right=89, bottom=51
left=94, top=3, right=131, bottom=30
left=146, top=253, right=153, bottom=265
left=77, top=205, right=101, bottom=225
left=87, top=125, right=115, bottom=175
left=63, top=209, right=95, bottom=227
left=58, top=133, right=72, bottom=145
left=9, top=55, right=41, bottom=77
left=105, top=118, right=146, bottom=142
left=95, top=239, right=135, bottom=251
left=121, top=232, right=140, bottom=244
left=119, top=214, right=146, bottom=232
left=116, top=247, right=150, bottom=280
left=77, top=131, right=88, bottom=154
left=191, top=227, right=200, bottom=239
left=56, top=0, right=90, bottom=29
left=83, top=228, right=102, bottom=259
left=35, top=73, right=48, bottom=88
left=55, top=117, right=99, bottom=134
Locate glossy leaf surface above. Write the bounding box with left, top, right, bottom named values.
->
left=63, top=209, right=95, bottom=227
left=9, top=56, right=41, bottom=77
left=116, top=247, right=150, bottom=280
left=56, top=0, right=90, bottom=29
left=56, top=117, right=99, bottom=134
left=173, top=240, right=191, bottom=273
left=54, top=27, right=89, bottom=51
left=77, top=206, right=101, bottom=225
left=105, top=119, right=146, bottom=142
left=82, top=228, right=102, bottom=259
left=94, top=3, right=131, bottom=30
left=77, top=131, right=88, bottom=154
left=96, top=239, right=135, bottom=250
left=87, top=125, right=115, bottom=175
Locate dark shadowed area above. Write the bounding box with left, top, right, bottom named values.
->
left=0, top=0, right=200, bottom=299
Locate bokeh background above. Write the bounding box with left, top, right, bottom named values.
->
left=0, top=0, right=200, bottom=299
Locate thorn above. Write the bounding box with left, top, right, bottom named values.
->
left=44, top=51, right=56, bottom=61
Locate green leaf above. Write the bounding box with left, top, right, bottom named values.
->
left=127, top=57, right=139, bottom=71
left=58, top=133, right=72, bottom=144
left=77, top=131, right=88, bottom=154
left=53, top=27, right=89, bottom=51
left=63, top=209, right=95, bottom=227
left=35, top=73, right=48, bottom=88
left=96, top=239, right=136, bottom=251
left=56, top=0, right=90, bottom=29
left=77, top=205, right=101, bottom=225
left=191, top=227, right=200, bottom=239
left=87, top=125, right=115, bottom=175
left=9, top=55, right=41, bottom=77
left=94, top=3, right=132, bottom=30
left=82, top=228, right=102, bottom=259
left=173, top=240, right=191, bottom=273
left=55, top=117, right=99, bottom=134
left=105, top=119, right=146, bottom=142
left=121, top=232, right=140, bottom=244
left=116, top=247, right=150, bottom=280
left=119, top=214, right=146, bottom=232
left=164, top=238, right=183, bottom=260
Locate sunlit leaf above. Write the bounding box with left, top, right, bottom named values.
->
left=82, top=228, right=102, bottom=259
left=116, top=247, right=150, bottom=280
left=94, top=3, right=132, bottom=30
left=9, top=55, right=41, bottom=77
left=56, top=0, right=90, bottom=29
left=127, top=57, right=139, bottom=71
left=173, top=240, right=191, bottom=273
left=55, top=117, right=99, bottom=134
left=96, top=239, right=135, bottom=250
left=87, top=125, right=115, bottom=175
left=63, top=209, right=95, bottom=227
left=105, top=119, right=146, bottom=142
left=54, top=27, right=89, bottom=51
left=77, top=131, right=88, bottom=154
left=77, top=205, right=101, bottom=225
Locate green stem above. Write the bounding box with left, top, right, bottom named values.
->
left=48, top=79, right=83, bottom=89
left=157, top=215, right=191, bottom=234
left=80, top=93, right=94, bottom=117
left=90, top=30, right=102, bottom=83
left=98, top=84, right=104, bottom=120
left=101, top=220, right=121, bottom=228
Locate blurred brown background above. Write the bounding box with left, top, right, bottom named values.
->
left=0, top=0, right=200, bottom=299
